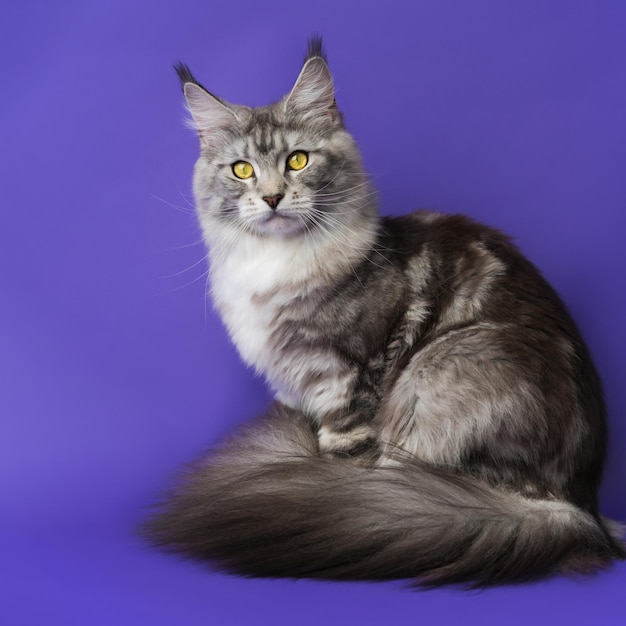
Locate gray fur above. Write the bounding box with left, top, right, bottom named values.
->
left=145, top=38, right=625, bottom=587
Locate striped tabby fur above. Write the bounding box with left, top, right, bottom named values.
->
left=144, top=38, right=624, bottom=587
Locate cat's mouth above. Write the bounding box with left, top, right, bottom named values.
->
left=251, top=210, right=306, bottom=236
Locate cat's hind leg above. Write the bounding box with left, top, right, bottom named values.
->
left=376, top=322, right=584, bottom=491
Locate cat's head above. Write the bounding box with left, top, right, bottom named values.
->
left=177, top=38, right=376, bottom=243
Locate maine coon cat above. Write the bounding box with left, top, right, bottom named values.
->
left=145, top=38, right=624, bottom=587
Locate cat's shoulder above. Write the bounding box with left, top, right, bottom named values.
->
left=380, top=210, right=514, bottom=258
left=384, top=210, right=510, bottom=241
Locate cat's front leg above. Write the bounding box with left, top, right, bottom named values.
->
left=307, top=378, right=381, bottom=460
left=305, top=367, right=379, bottom=458
left=317, top=419, right=379, bottom=460
left=276, top=349, right=380, bottom=458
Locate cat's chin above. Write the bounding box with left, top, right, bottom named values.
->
left=250, top=212, right=307, bottom=238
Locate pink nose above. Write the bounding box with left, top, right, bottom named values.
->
left=262, top=194, right=284, bottom=209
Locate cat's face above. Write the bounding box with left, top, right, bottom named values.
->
left=192, top=108, right=366, bottom=238
left=179, top=53, right=376, bottom=242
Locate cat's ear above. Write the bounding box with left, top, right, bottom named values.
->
left=175, top=63, right=238, bottom=145
left=183, top=83, right=238, bottom=137
left=284, top=55, right=338, bottom=127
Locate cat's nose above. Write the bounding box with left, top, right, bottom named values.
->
left=262, top=194, right=284, bottom=210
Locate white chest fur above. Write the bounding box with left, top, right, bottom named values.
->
left=206, top=220, right=379, bottom=410
left=209, top=236, right=316, bottom=374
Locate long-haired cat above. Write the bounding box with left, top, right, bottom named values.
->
left=144, top=38, right=624, bottom=587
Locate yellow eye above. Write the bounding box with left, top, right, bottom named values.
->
left=287, top=151, right=308, bottom=171
left=232, top=161, right=254, bottom=179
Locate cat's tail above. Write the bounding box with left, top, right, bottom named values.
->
left=143, top=405, right=625, bottom=587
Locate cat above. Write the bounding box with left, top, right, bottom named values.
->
left=144, top=37, right=624, bottom=587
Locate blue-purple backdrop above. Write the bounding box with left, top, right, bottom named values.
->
left=2, top=1, right=625, bottom=624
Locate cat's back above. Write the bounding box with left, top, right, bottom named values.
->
left=382, top=209, right=576, bottom=333
left=382, top=209, right=516, bottom=265
left=378, top=210, right=606, bottom=503
left=379, top=209, right=602, bottom=409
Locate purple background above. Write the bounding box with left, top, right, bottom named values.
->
left=2, top=1, right=625, bottom=623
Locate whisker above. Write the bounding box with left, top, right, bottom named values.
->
left=314, top=180, right=374, bottom=200
left=303, top=215, right=366, bottom=289
left=151, top=193, right=198, bottom=216
left=307, top=211, right=392, bottom=270
left=314, top=160, right=348, bottom=193
left=160, top=254, right=209, bottom=279
left=162, top=238, right=206, bottom=251
left=158, top=266, right=210, bottom=295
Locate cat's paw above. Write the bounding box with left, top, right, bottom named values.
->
left=317, top=424, right=379, bottom=462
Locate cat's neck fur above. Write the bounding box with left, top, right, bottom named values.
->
left=204, top=214, right=379, bottom=378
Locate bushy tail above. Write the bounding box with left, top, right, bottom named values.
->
left=143, top=405, right=625, bottom=588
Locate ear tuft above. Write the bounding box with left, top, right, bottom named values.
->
left=173, top=62, right=206, bottom=92
left=285, top=39, right=338, bottom=128
left=173, top=65, right=239, bottom=144
left=305, top=35, right=327, bottom=64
